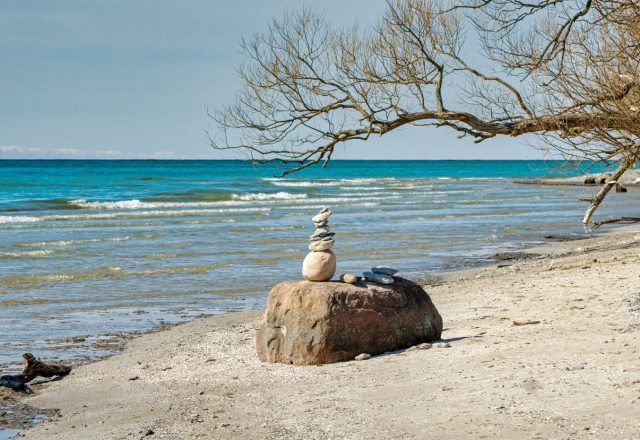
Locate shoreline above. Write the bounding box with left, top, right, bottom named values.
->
left=0, top=229, right=591, bottom=435
left=0, top=228, right=596, bottom=437
left=8, top=225, right=640, bottom=439
left=0, top=229, right=595, bottom=370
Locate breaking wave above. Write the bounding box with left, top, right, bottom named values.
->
left=0, top=215, right=41, bottom=224
left=0, top=249, right=55, bottom=258
left=231, top=192, right=308, bottom=201
left=264, top=178, right=397, bottom=187
left=0, top=207, right=271, bottom=224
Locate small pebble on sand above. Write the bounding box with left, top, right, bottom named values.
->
left=433, top=342, right=451, bottom=348
left=355, top=353, right=371, bottom=361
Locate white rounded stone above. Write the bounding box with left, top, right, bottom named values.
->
left=312, top=211, right=331, bottom=224
left=302, top=250, right=336, bottom=282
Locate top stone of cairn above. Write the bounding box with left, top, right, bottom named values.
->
left=312, top=209, right=331, bottom=225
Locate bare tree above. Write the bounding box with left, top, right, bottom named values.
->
left=209, top=0, right=640, bottom=226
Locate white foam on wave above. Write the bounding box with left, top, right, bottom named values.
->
left=265, top=178, right=397, bottom=187
left=70, top=199, right=147, bottom=209
left=0, top=249, right=54, bottom=258
left=21, top=236, right=130, bottom=247
left=337, top=186, right=385, bottom=191
left=281, top=201, right=380, bottom=210
left=231, top=192, right=308, bottom=201
left=0, top=215, right=42, bottom=224
left=69, top=199, right=252, bottom=209
left=0, top=208, right=271, bottom=225
left=433, top=176, right=509, bottom=181
left=42, top=207, right=271, bottom=222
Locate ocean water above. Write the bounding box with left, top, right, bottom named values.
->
left=1, top=159, right=638, bottom=366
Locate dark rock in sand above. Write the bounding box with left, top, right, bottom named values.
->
left=544, top=234, right=590, bottom=241
left=492, top=252, right=537, bottom=261
left=256, top=277, right=443, bottom=365
left=1, top=375, right=32, bottom=394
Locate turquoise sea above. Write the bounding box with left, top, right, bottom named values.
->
left=1, top=160, right=638, bottom=367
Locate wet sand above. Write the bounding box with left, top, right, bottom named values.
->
left=15, top=226, right=640, bottom=439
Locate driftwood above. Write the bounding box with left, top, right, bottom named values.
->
left=592, top=217, right=640, bottom=229
left=21, top=353, right=71, bottom=382
left=0, top=353, right=71, bottom=394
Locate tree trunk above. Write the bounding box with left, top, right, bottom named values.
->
left=582, top=156, right=635, bottom=226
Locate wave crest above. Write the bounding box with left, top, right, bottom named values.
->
left=231, top=192, right=307, bottom=201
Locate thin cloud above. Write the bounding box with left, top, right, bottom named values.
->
left=0, top=145, right=187, bottom=159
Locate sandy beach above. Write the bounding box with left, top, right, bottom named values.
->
left=13, top=225, right=640, bottom=439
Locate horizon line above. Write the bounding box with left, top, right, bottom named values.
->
left=0, top=157, right=575, bottom=162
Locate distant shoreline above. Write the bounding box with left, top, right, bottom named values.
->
left=0, top=158, right=603, bottom=162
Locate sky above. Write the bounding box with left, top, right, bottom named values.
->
left=0, top=1, right=540, bottom=160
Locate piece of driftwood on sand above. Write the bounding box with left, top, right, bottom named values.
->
left=0, top=353, right=72, bottom=394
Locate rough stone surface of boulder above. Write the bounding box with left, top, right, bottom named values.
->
left=256, top=277, right=443, bottom=365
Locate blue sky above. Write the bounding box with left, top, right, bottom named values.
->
left=0, top=1, right=539, bottom=160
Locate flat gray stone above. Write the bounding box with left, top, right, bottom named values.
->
left=355, top=353, right=371, bottom=361
left=371, top=266, right=399, bottom=276
left=363, top=271, right=394, bottom=285
left=309, top=232, right=335, bottom=242
left=309, top=227, right=330, bottom=238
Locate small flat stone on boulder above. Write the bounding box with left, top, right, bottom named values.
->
left=256, top=277, right=443, bottom=365
left=371, top=266, right=399, bottom=276
left=339, top=273, right=358, bottom=284
left=363, top=271, right=394, bottom=284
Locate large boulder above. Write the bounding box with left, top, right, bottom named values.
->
left=256, top=277, right=443, bottom=365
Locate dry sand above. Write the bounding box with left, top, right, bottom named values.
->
left=17, top=226, right=640, bottom=439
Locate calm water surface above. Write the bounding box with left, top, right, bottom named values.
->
left=1, top=160, right=638, bottom=366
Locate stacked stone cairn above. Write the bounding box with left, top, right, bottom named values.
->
left=302, top=208, right=336, bottom=282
